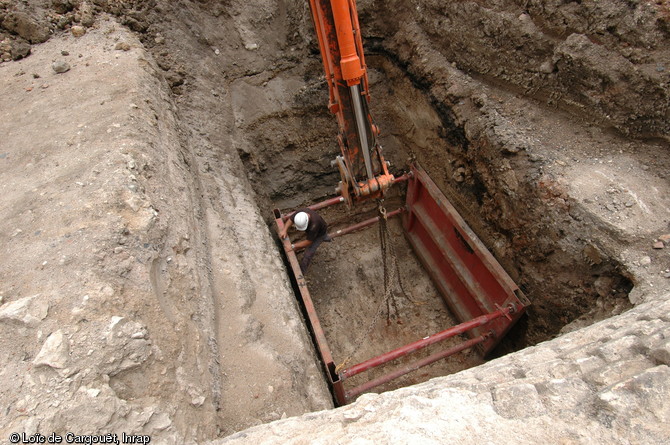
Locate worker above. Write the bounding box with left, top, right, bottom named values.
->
left=279, top=208, right=330, bottom=273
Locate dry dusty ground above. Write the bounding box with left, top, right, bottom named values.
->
left=0, top=0, right=669, bottom=443
left=0, top=12, right=330, bottom=443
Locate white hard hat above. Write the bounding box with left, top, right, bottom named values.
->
left=294, top=212, right=309, bottom=231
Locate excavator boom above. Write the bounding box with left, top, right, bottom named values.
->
left=307, top=0, right=394, bottom=205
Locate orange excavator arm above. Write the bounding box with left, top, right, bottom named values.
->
left=307, top=0, right=395, bottom=206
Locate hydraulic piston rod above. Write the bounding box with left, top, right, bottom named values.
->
left=306, top=0, right=395, bottom=206
left=350, top=84, right=374, bottom=181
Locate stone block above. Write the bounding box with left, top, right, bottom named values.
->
left=596, top=335, right=642, bottom=363
left=584, top=357, right=654, bottom=387
left=559, top=342, right=603, bottom=361
left=512, top=344, right=559, bottom=362
left=596, top=365, right=670, bottom=442
left=637, top=330, right=667, bottom=353
left=640, top=299, right=670, bottom=321
left=634, top=319, right=668, bottom=337
left=525, top=359, right=577, bottom=380
left=471, top=361, right=518, bottom=386
left=550, top=337, right=584, bottom=355
left=574, top=355, right=607, bottom=376
left=650, top=340, right=670, bottom=366
left=439, top=376, right=489, bottom=395
left=535, top=378, right=592, bottom=413
left=492, top=382, right=546, bottom=418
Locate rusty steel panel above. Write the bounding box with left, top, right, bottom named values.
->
left=403, top=165, right=529, bottom=355
left=273, top=209, right=346, bottom=405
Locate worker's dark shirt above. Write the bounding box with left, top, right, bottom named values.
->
left=291, top=208, right=327, bottom=241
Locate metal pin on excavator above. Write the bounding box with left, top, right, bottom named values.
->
left=273, top=0, right=530, bottom=405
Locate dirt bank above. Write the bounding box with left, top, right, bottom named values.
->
left=0, top=11, right=330, bottom=443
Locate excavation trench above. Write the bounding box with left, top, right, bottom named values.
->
left=237, top=53, right=633, bottom=401
left=3, top=0, right=666, bottom=440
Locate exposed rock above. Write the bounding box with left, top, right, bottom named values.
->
left=71, top=25, right=86, bottom=37
left=539, top=60, right=554, bottom=74
left=583, top=244, right=603, bottom=265
left=52, top=1, right=76, bottom=15
left=147, top=412, right=172, bottom=431
left=8, top=38, right=31, bottom=60
left=101, top=316, right=151, bottom=376
left=593, top=275, right=616, bottom=298
left=52, top=59, right=70, bottom=73
left=77, top=2, right=96, bottom=28
left=122, top=16, right=148, bottom=33
left=56, top=13, right=73, bottom=30
left=2, top=11, right=51, bottom=44
left=50, top=387, right=125, bottom=435
left=0, top=295, right=49, bottom=327
left=33, top=330, right=69, bottom=369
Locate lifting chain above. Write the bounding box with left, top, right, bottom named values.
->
left=335, top=199, right=423, bottom=375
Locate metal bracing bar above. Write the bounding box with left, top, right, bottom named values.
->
left=340, top=305, right=515, bottom=381
left=344, top=334, right=490, bottom=401
left=281, top=171, right=406, bottom=225
left=291, top=207, right=405, bottom=252
left=392, top=172, right=412, bottom=184
left=282, top=195, right=346, bottom=222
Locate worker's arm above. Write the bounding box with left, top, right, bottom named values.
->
left=279, top=218, right=293, bottom=239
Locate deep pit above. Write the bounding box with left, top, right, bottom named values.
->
left=279, top=193, right=488, bottom=400
left=240, top=51, right=634, bottom=399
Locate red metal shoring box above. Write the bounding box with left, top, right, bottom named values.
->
left=403, top=164, right=530, bottom=355
left=274, top=163, right=529, bottom=404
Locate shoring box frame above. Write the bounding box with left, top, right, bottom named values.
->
left=273, top=164, right=529, bottom=405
